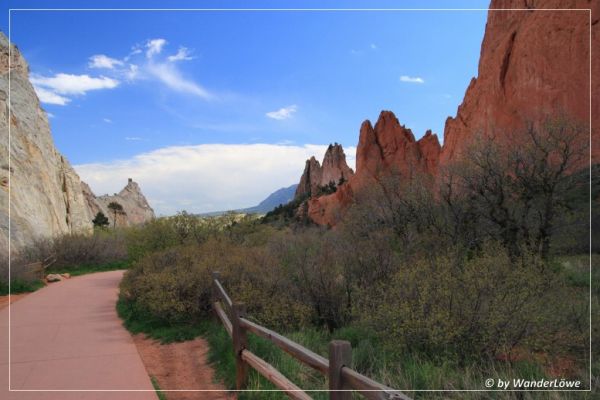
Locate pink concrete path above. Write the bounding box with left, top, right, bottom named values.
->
left=1, top=270, right=157, bottom=399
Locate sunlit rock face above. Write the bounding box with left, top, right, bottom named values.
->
left=304, top=0, right=598, bottom=226
left=0, top=32, right=93, bottom=253
left=295, top=143, right=354, bottom=199
left=440, top=0, right=598, bottom=166
left=83, top=178, right=155, bottom=228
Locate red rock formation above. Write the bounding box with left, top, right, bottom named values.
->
left=307, top=111, right=441, bottom=226
left=304, top=0, right=598, bottom=226
left=441, top=0, right=598, bottom=165
left=295, top=144, right=354, bottom=198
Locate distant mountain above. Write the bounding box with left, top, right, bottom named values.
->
left=199, top=184, right=298, bottom=217
left=240, top=184, right=298, bottom=214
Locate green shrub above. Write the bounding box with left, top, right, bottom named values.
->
left=356, top=243, right=585, bottom=359
left=20, top=231, right=128, bottom=270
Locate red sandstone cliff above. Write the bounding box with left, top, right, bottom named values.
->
left=307, top=112, right=441, bottom=225
left=303, top=0, right=598, bottom=226
left=441, top=0, right=598, bottom=165
left=295, top=143, right=354, bottom=198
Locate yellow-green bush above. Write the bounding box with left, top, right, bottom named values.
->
left=356, top=243, right=586, bottom=359
left=120, top=236, right=313, bottom=329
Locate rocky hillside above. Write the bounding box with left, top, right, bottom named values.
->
left=295, top=143, right=354, bottom=199
left=302, top=0, right=598, bottom=226
left=0, top=33, right=154, bottom=252
left=0, top=32, right=93, bottom=252
left=82, top=179, right=155, bottom=228
left=441, top=0, right=598, bottom=165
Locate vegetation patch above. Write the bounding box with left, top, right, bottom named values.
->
left=150, top=375, right=167, bottom=400
left=0, top=278, right=45, bottom=295
left=50, top=260, right=131, bottom=277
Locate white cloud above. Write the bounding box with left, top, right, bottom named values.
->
left=103, top=118, right=112, bottom=123
left=266, top=105, right=298, bottom=120
left=75, top=143, right=356, bottom=215
left=46, top=112, right=55, bottom=118
left=31, top=73, right=119, bottom=105
left=125, top=136, right=143, bottom=141
left=167, top=47, right=194, bottom=62
left=33, top=86, right=70, bottom=105
left=400, top=75, right=425, bottom=84
left=147, top=62, right=212, bottom=99
left=125, top=64, right=139, bottom=80
left=146, top=38, right=167, bottom=59
left=370, top=43, right=378, bottom=50
left=89, top=54, right=124, bottom=69
left=30, top=73, right=119, bottom=95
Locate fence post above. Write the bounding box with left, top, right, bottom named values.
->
left=329, top=340, right=352, bottom=400
left=211, top=271, right=221, bottom=304
left=232, top=302, right=248, bottom=390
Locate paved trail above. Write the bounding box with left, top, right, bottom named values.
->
left=1, top=270, right=156, bottom=399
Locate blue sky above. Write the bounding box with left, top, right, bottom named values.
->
left=1, top=1, right=490, bottom=214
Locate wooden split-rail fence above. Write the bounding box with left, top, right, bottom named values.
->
left=211, top=272, right=412, bottom=400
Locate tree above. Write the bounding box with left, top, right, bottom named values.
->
left=107, top=202, right=126, bottom=229
left=455, top=118, right=588, bottom=260
left=92, top=211, right=109, bottom=228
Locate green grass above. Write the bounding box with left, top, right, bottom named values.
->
left=116, top=297, right=204, bottom=343
left=0, top=279, right=45, bottom=295
left=118, top=297, right=598, bottom=399
left=49, top=260, right=131, bottom=277
left=150, top=376, right=167, bottom=400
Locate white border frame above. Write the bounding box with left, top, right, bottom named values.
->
left=7, top=6, right=593, bottom=395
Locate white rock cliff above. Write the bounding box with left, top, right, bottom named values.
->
left=0, top=32, right=93, bottom=253
left=0, top=33, right=155, bottom=253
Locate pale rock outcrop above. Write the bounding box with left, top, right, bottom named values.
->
left=84, top=178, right=155, bottom=228
left=0, top=32, right=93, bottom=253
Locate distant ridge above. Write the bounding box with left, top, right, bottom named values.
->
left=200, top=184, right=298, bottom=216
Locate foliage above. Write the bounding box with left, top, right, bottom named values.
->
left=50, top=260, right=130, bottom=277
left=92, top=211, right=110, bottom=228
left=356, top=243, right=584, bottom=358
left=116, top=296, right=204, bottom=343
left=262, top=193, right=310, bottom=225
left=150, top=376, right=167, bottom=400
left=107, top=201, right=125, bottom=228
left=315, top=180, right=337, bottom=196
left=0, top=278, right=45, bottom=295
left=20, top=231, right=128, bottom=271
left=115, top=119, right=595, bottom=394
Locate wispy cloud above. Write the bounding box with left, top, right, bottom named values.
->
left=75, top=143, right=356, bottom=215
left=89, top=54, right=124, bottom=69
left=146, top=38, right=167, bottom=59
left=370, top=43, right=378, bottom=50
left=125, top=136, right=143, bottom=141
left=400, top=75, right=425, bottom=84
left=31, top=73, right=119, bottom=95
left=34, top=86, right=70, bottom=105
left=46, top=112, right=55, bottom=118
left=266, top=105, right=298, bottom=120
left=167, top=47, right=194, bottom=62
left=103, top=118, right=112, bottom=123
left=31, top=38, right=213, bottom=105
left=147, top=62, right=212, bottom=99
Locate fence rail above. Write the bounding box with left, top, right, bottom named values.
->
left=211, top=271, right=412, bottom=400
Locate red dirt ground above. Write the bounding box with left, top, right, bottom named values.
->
left=132, top=334, right=236, bottom=400
left=0, top=293, right=29, bottom=310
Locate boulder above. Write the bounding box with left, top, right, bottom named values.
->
left=46, top=274, right=62, bottom=283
